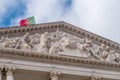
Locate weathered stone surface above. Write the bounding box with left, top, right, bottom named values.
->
left=0, top=22, right=119, bottom=80
left=0, top=29, right=119, bottom=63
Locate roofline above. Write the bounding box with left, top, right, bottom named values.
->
left=0, top=21, right=65, bottom=29
left=63, top=22, right=120, bottom=47
left=0, top=21, right=119, bottom=51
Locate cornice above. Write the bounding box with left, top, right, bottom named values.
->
left=0, top=48, right=120, bottom=69
left=62, top=22, right=120, bottom=51
left=0, top=21, right=119, bottom=51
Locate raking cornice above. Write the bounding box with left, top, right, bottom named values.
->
left=0, top=21, right=119, bottom=52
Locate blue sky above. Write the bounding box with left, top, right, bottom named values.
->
left=0, top=0, right=120, bottom=43
left=0, top=1, right=26, bottom=27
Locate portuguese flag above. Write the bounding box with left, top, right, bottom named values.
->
left=19, top=16, right=35, bottom=27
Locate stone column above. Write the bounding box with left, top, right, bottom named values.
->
left=49, top=71, right=60, bottom=80
left=0, top=66, right=3, bottom=80
left=6, top=67, right=15, bottom=80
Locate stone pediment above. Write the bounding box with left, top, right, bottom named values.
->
left=0, top=21, right=120, bottom=63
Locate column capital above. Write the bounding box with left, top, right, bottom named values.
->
left=89, top=75, right=102, bottom=80
left=5, top=66, right=15, bottom=76
left=49, top=71, right=60, bottom=80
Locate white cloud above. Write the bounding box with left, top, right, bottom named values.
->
left=0, top=0, right=16, bottom=20
left=24, top=0, right=63, bottom=23
left=68, top=0, right=120, bottom=43
left=11, top=0, right=63, bottom=25
left=10, top=0, right=120, bottom=43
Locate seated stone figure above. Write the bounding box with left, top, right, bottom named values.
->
left=96, top=44, right=112, bottom=61
left=60, top=34, right=78, bottom=50
left=31, top=32, right=49, bottom=53
left=0, top=36, right=6, bottom=43
left=105, top=50, right=115, bottom=62
left=2, top=37, right=16, bottom=48
left=78, top=38, right=102, bottom=59
left=114, top=52, right=120, bottom=63
left=49, top=40, right=63, bottom=54
left=78, top=38, right=92, bottom=53
left=100, top=46, right=110, bottom=60
left=20, top=42, right=32, bottom=50
left=106, top=50, right=120, bottom=63
left=97, top=44, right=118, bottom=62
left=97, top=44, right=106, bottom=55
left=48, top=31, right=62, bottom=54
left=15, top=39, right=32, bottom=50
left=23, top=32, right=31, bottom=44
left=60, top=34, right=70, bottom=50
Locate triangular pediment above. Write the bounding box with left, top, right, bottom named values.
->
left=0, top=21, right=120, bottom=63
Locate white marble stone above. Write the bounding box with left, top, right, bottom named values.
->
left=0, top=30, right=119, bottom=63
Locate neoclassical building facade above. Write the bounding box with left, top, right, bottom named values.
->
left=0, top=21, right=120, bottom=80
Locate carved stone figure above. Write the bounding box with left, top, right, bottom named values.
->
left=78, top=38, right=92, bottom=53
left=105, top=50, right=116, bottom=62
left=32, top=33, right=40, bottom=38
left=97, top=44, right=106, bottom=55
left=40, top=32, right=48, bottom=48
left=0, top=36, right=6, bottom=43
left=23, top=32, right=31, bottom=44
left=100, top=46, right=110, bottom=60
left=60, top=34, right=70, bottom=49
left=49, top=41, right=62, bottom=54
left=31, top=38, right=40, bottom=44
left=21, top=42, right=32, bottom=50
left=31, top=32, right=49, bottom=53
left=0, top=30, right=120, bottom=63
left=3, top=37, right=16, bottom=48
left=60, top=34, right=78, bottom=50
left=53, top=28, right=60, bottom=41
left=78, top=38, right=102, bottom=60
left=15, top=39, right=32, bottom=50
left=114, top=52, right=120, bottom=63
left=15, top=39, right=22, bottom=49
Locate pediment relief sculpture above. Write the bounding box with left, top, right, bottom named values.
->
left=0, top=30, right=120, bottom=63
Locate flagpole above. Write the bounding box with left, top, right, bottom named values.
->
left=33, top=12, right=35, bottom=24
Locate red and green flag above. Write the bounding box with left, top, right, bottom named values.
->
left=19, top=16, right=35, bottom=27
